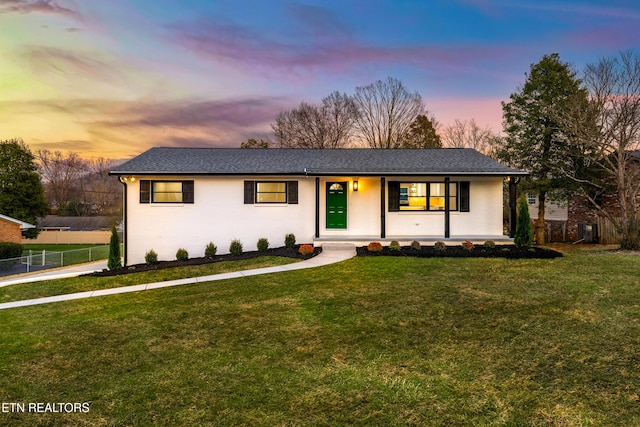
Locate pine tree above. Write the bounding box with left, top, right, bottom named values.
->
left=108, top=224, right=122, bottom=270
left=514, top=199, right=533, bottom=248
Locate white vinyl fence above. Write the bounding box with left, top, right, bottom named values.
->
left=0, top=246, right=110, bottom=277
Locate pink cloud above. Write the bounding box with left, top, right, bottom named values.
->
left=0, top=0, right=80, bottom=18
left=168, top=17, right=512, bottom=79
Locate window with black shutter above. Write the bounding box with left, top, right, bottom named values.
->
left=139, top=180, right=194, bottom=204
left=244, top=180, right=298, bottom=204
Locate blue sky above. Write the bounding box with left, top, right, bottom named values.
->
left=1, top=0, right=639, bottom=159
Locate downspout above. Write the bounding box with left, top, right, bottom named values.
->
left=315, top=177, right=320, bottom=239
left=118, top=176, right=128, bottom=266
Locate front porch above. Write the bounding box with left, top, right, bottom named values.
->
left=313, top=235, right=514, bottom=247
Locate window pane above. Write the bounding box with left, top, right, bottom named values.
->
left=152, top=182, right=183, bottom=203
left=257, top=182, right=286, bottom=193
left=256, top=193, right=287, bottom=203
left=256, top=182, right=287, bottom=203
left=400, top=183, right=426, bottom=210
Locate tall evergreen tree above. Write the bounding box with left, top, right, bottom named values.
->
left=499, top=53, right=590, bottom=245
left=0, top=139, right=49, bottom=228
left=108, top=224, right=122, bottom=270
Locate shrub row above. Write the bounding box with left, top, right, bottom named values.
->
left=143, top=234, right=302, bottom=265
left=366, top=240, right=498, bottom=252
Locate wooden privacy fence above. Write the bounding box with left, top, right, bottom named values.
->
left=22, top=230, right=111, bottom=245
left=597, top=216, right=619, bottom=245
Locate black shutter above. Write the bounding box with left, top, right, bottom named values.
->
left=287, top=181, right=298, bottom=204
left=459, top=181, right=470, bottom=212
left=244, top=181, right=255, bottom=204
left=388, top=181, right=400, bottom=212
left=182, top=181, right=194, bottom=203
left=140, top=180, right=150, bottom=203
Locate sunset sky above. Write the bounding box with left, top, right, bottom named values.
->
left=1, top=0, right=639, bottom=160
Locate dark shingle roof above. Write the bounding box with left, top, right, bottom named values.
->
left=111, top=148, right=527, bottom=176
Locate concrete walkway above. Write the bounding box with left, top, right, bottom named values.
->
left=0, top=244, right=356, bottom=311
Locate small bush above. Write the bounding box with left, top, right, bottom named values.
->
left=145, top=249, right=158, bottom=265
left=434, top=241, right=447, bottom=252
left=204, top=242, right=217, bottom=258
left=284, top=233, right=296, bottom=249
left=483, top=240, right=496, bottom=248
left=0, top=242, right=22, bottom=270
left=229, top=239, right=243, bottom=256
left=176, top=248, right=189, bottom=261
left=514, top=199, right=533, bottom=248
left=298, top=244, right=314, bottom=255
left=389, top=240, right=401, bottom=251
left=0, top=242, right=23, bottom=260
left=367, top=242, right=383, bottom=252
left=257, top=238, right=269, bottom=252
left=410, top=240, right=421, bottom=251
left=461, top=240, right=475, bottom=252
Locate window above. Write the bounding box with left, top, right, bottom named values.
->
left=256, top=182, right=287, bottom=203
left=139, top=180, right=194, bottom=204
left=389, top=181, right=469, bottom=212
left=527, top=194, right=536, bottom=205
left=400, top=183, right=427, bottom=210
left=244, top=181, right=298, bottom=204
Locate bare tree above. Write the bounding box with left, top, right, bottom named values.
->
left=272, top=91, right=357, bottom=148
left=37, top=149, right=87, bottom=210
left=561, top=51, right=640, bottom=249
left=352, top=77, right=424, bottom=148
left=441, top=118, right=498, bottom=155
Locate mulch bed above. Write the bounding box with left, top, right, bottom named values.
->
left=89, top=246, right=322, bottom=277
left=356, top=245, right=563, bottom=259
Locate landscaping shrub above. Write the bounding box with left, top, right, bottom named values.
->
left=389, top=240, right=401, bottom=251
left=257, top=238, right=269, bottom=252
left=434, top=241, right=447, bottom=252
left=514, top=198, right=533, bottom=248
left=0, top=242, right=22, bottom=260
left=0, top=242, right=22, bottom=270
left=367, top=242, right=383, bottom=252
left=483, top=240, right=496, bottom=248
left=410, top=240, right=421, bottom=251
left=298, top=244, right=314, bottom=255
left=461, top=240, right=475, bottom=251
left=229, top=239, right=243, bottom=256
left=284, top=233, right=296, bottom=249
left=145, top=249, right=158, bottom=265
left=176, top=248, right=189, bottom=261
left=108, top=224, right=122, bottom=270
left=204, top=242, right=217, bottom=258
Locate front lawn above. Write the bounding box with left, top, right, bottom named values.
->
left=0, top=249, right=639, bottom=425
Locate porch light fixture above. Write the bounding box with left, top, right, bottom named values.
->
left=119, top=176, right=136, bottom=183
left=353, top=180, right=359, bottom=192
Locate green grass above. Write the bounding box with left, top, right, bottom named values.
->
left=21, top=244, right=116, bottom=266
left=0, top=249, right=639, bottom=426
left=22, top=244, right=109, bottom=253
left=0, top=256, right=299, bottom=303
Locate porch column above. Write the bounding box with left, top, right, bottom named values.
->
left=315, top=177, right=320, bottom=238
left=380, top=177, right=386, bottom=238
left=509, top=176, right=518, bottom=237
left=444, top=177, right=450, bottom=238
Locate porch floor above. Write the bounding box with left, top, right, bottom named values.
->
left=314, top=235, right=513, bottom=246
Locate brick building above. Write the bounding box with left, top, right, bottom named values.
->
left=0, top=214, right=35, bottom=243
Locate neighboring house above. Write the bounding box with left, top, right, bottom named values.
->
left=0, top=214, right=35, bottom=244
left=527, top=194, right=570, bottom=242
left=110, top=148, right=527, bottom=265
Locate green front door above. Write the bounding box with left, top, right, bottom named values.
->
left=326, top=182, right=347, bottom=229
